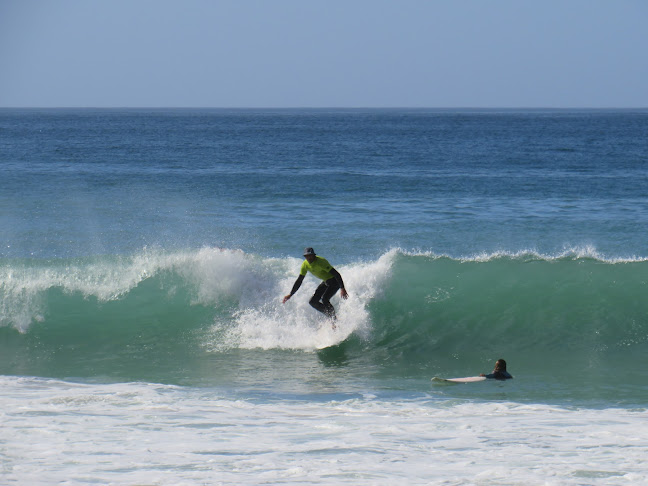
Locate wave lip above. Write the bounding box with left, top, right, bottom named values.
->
left=401, top=245, right=648, bottom=263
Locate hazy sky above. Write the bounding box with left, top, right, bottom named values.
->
left=1, top=0, right=647, bottom=107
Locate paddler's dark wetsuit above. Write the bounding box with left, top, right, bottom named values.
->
left=286, top=250, right=346, bottom=320
left=484, top=370, right=513, bottom=380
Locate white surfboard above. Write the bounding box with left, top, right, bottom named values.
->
left=432, top=376, right=487, bottom=383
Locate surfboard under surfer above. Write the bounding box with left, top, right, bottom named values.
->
left=282, top=247, right=348, bottom=328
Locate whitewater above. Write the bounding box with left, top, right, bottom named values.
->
left=3, top=375, right=647, bottom=485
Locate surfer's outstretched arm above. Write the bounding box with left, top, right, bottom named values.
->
left=282, top=274, right=305, bottom=303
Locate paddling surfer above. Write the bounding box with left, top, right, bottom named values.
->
left=282, top=247, right=348, bottom=326
left=480, top=359, right=513, bottom=380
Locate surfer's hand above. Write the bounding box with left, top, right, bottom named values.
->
left=340, top=288, right=349, bottom=300
left=282, top=294, right=291, bottom=304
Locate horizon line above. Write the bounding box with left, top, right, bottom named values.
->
left=1, top=106, right=647, bottom=111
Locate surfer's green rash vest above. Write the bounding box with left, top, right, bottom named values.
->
left=300, top=256, right=334, bottom=281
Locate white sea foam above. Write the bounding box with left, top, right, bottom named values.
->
left=207, top=250, right=396, bottom=351
left=1, top=376, right=646, bottom=486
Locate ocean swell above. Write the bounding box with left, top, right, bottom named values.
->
left=1, top=247, right=647, bottom=378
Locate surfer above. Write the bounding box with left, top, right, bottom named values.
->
left=282, top=247, right=348, bottom=325
left=480, top=359, right=513, bottom=380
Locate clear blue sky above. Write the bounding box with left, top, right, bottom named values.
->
left=1, top=0, right=647, bottom=108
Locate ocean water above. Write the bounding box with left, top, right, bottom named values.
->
left=1, top=108, right=648, bottom=484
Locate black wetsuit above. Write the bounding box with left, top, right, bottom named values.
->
left=309, top=277, right=341, bottom=319
left=484, top=370, right=513, bottom=380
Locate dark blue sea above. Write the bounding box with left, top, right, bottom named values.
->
left=1, top=108, right=648, bottom=485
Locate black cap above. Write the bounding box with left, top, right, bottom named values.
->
left=303, top=247, right=316, bottom=256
